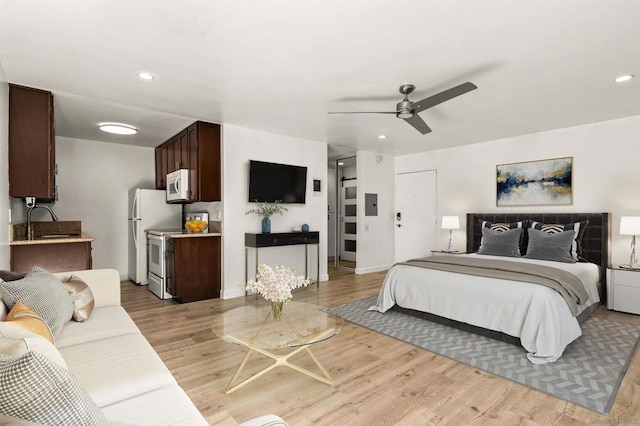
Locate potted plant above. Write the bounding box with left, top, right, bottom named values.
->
left=245, top=201, right=288, bottom=233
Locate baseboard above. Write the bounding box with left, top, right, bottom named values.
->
left=221, top=287, right=247, bottom=299
left=355, top=264, right=393, bottom=274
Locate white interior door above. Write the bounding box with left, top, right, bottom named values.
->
left=340, top=179, right=357, bottom=262
left=395, top=170, right=437, bottom=262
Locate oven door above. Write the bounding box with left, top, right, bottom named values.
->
left=147, top=234, right=165, bottom=278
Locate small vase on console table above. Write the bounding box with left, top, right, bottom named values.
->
left=261, top=217, right=271, bottom=234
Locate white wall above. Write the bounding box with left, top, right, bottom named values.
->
left=356, top=151, right=396, bottom=273
left=0, top=78, right=9, bottom=269
left=222, top=124, right=327, bottom=299
left=396, top=114, right=640, bottom=266
left=52, top=137, right=155, bottom=275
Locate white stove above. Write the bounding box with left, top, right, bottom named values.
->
left=146, top=228, right=182, bottom=300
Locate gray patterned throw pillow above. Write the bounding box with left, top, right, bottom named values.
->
left=524, top=228, right=576, bottom=263
left=477, top=227, right=523, bottom=257
left=0, top=266, right=74, bottom=340
left=0, top=352, right=106, bottom=425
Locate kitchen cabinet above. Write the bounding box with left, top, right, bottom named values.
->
left=8, top=84, right=56, bottom=201
left=154, top=121, right=221, bottom=202
left=10, top=239, right=93, bottom=273
left=154, top=146, right=166, bottom=189
left=170, top=235, right=221, bottom=303
left=187, top=121, right=221, bottom=202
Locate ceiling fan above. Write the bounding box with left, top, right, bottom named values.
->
left=328, top=82, right=477, bottom=135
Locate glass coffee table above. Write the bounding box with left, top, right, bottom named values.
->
left=212, top=301, right=344, bottom=394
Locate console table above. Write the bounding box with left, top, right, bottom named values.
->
left=245, top=232, right=320, bottom=290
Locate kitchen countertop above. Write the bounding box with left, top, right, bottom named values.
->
left=168, top=232, right=221, bottom=239
left=10, top=231, right=95, bottom=246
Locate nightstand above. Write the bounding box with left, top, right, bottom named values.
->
left=431, top=250, right=467, bottom=256
left=607, top=266, right=640, bottom=315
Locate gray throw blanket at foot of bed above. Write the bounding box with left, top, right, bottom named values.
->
left=399, top=256, right=589, bottom=316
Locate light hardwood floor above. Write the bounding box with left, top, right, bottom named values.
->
left=121, top=269, right=640, bottom=425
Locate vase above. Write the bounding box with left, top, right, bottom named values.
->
left=261, top=217, right=271, bottom=233
left=271, top=300, right=284, bottom=320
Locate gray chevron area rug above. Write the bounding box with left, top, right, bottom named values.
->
left=327, top=296, right=640, bottom=414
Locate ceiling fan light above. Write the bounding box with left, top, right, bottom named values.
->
left=397, top=112, right=413, bottom=119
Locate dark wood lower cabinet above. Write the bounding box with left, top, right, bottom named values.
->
left=172, top=236, right=221, bottom=303
left=11, top=241, right=92, bottom=273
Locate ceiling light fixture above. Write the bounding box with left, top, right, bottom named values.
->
left=615, top=74, right=634, bottom=83
left=99, top=123, right=138, bottom=135
left=136, top=71, right=155, bottom=81
left=378, top=134, right=386, bottom=139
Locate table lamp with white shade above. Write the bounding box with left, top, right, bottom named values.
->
left=620, top=216, right=640, bottom=269
left=442, top=216, right=460, bottom=252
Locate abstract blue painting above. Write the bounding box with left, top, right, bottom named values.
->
left=497, top=157, right=572, bottom=206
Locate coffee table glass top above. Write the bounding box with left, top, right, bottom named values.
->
left=211, top=301, right=344, bottom=350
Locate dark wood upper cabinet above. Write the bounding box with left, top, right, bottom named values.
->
left=8, top=84, right=56, bottom=201
left=154, top=146, right=166, bottom=189
left=155, top=121, right=220, bottom=202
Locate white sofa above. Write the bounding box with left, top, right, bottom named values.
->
left=0, top=268, right=288, bottom=426
left=51, top=269, right=208, bottom=425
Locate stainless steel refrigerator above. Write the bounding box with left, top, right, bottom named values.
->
left=128, top=188, right=182, bottom=284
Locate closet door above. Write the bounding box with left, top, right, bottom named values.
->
left=340, top=181, right=357, bottom=263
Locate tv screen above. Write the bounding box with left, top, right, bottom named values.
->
left=248, top=160, right=308, bottom=204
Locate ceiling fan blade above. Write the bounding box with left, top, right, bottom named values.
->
left=328, top=111, right=396, bottom=114
left=403, top=114, right=432, bottom=135
left=412, top=82, right=477, bottom=114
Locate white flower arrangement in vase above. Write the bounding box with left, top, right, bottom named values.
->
left=243, top=264, right=313, bottom=319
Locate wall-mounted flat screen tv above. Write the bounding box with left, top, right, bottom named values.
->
left=248, top=160, right=307, bottom=204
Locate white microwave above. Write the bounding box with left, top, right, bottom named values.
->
left=166, top=169, right=190, bottom=203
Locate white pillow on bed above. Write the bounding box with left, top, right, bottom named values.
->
left=477, top=227, right=523, bottom=257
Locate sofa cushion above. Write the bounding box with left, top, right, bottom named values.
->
left=59, top=333, right=176, bottom=407
left=0, top=352, right=106, bottom=425
left=65, top=276, right=96, bottom=322
left=0, top=266, right=74, bottom=340
left=0, top=322, right=67, bottom=369
left=55, top=305, right=141, bottom=349
left=4, top=302, right=54, bottom=343
left=101, top=385, right=208, bottom=425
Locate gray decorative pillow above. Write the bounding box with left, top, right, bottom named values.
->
left=524, top=228, right=576, bottom=263
left=0, top=266, right=74, bottom=340
left=477, top=227, right=523, bottom=257
left=0, top=271, right=27, bottom=282
left=0, top=352, right=106, bottom=425
left=530, top=220, right=588, bottom=261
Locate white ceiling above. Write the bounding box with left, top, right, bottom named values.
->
left=1, top=0, right=639, bottom=160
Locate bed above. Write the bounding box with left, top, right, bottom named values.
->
left=369, top=213, right=611, bottom=364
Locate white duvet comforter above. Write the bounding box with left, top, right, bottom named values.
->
left=369, top=254, right=600, bottom=364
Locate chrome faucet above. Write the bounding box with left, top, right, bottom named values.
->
left=25, top=197, right=58, bottom=240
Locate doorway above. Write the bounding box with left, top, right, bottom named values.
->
left=328, top=156, right=357, bottom=272
left=395, top=170, right=438, bottom=262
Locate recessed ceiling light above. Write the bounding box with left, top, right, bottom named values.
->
left=378, top=134, right=387, bottom=139
left=136, top=71, right=155, bottom=81
left=338, top=162, right=344, bottom=166
left=615, top=74, right=634, bottom=83
left=99, top=123, right=138, bottom=135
